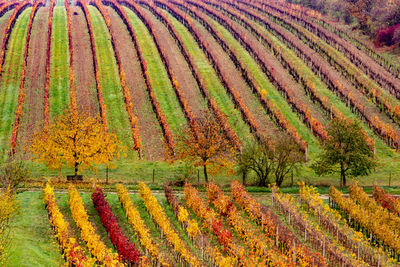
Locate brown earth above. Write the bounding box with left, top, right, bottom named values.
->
left=139, top=6, right=207, bottom=116
left=159, top=5, right=280, bottom=139
left=107, top=6, right=165, bottom=160
left=196, top=5, right=327, bottom=132
left=71, top=6, right=99, bottom=116
left=16, top=7, right=49, bottom=157
left=246, top=5, right=400, bottom=134
left=0, top=10, right=12, bottom=50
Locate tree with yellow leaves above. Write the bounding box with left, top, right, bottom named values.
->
left=30, top=108, right=122, bottom=179
left=172, top=110, right=236, bottom=182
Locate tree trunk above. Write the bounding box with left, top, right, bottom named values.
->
left=203, top=165, right=208, bottom=183
left=242, top=172, right=246, bottom=186
left=75, top=161, right=78, bottom=177
left=340, top=162, right=346, bottom=187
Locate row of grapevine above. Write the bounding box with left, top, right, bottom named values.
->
left=231, top=181, right=326, bottom=266
left=217, top=1, right=376, bottom=148
left=91, top=186, right=142, bottom=264
left=163, top=184, right=237, bottom=266
left=90, top=0, right=143, bottom=156
left=183, top=183, right=258, bottom=266
left=9, top=0, right=44, bottom=156
left=76, top=0, right=108, bottom=130
left=138, top=0, right=242, bottom=149
left=349, top=182, right=400, bottom=231
left=0, top=1, right=32, bottom=78
left=138, top=182, right=200, bottom=266
left=106, top=0, right=175, bottom=153
left=44, top=0, right=56, bottom=127
left=259, top=0, right=400, bottom=121
left=373, top=186, right=400, bottom=216
left=153, top=3, right=270, bottom=145
left=169, top=2, right=311, bottom=151
left=200, top=0, right=329, bottom=143
left=228, top=0, right=400, bottom=149
left=245, top=1, right=400, bottom=143
left=43, top=183, right=93, bottom=266
left=68, top=185, right=121, bottom=266
left=64, top=0, right=77, bottom=113
left=299, top=182, right=386, bottom=266
left=272, top=186, right=362, bottom=266
left=123, top=1, right=200, bottom=140
left=262, top=0, right=400, bottom=97
left=186, top=0, right=327, bottom=150
left=329, top=186, right=400, bottom=259
left=206, top=182, right=290, bottom=266
left=0, top=1, right=18, bottom=17
left=116, top=184, right=170, bottom=266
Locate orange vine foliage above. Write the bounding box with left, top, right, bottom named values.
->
left=139, top=182, right=200, bottom=266
left=77, top=0, right=108, bottom=130
left=64, top=0, right=77, bottom=114
left=43, top=182, right=94, bottom=266
left=116, top=184, right=170, bottom=266
left=90, top=0, right=143, bottom=156
left=9, top=0, right=44, bottom=156
left=68, top=185, right=121, bottom=266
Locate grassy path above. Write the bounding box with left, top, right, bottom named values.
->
left=88, top=6, right=135, bottom=150
left=49, top=6, right=69, bottom=118
left=123, top=7, right=188, bottom=136
left=161, top=10, right=252, bottom=140
left=6, top=192, right=64, bottom=266
left=191, top=8, right=322, bottom=154
left=0, top=8, right=31, bottom=159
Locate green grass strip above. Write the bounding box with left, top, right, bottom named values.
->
left=123, top=7, right=187, bottom=136
left=253, top=23, right=399, bottom=158
left=0, top=8, right=31, bottom=159
left=49, top=7, right=70, bottom=118
left=160, top=10, right=252, bottom=140
left=205, top=16, right=320, bottom=155
left=6, top=192, right=65, bottom=266
left=88, top=6, right=136, bottom=150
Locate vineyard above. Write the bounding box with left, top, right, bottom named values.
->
left=2, top=180, right=395, bottom=266
left=0, top=0, right=397, bottom=182
left=2, top=0, right=400, bottom=265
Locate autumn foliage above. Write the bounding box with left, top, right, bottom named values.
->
left=106, top=0, right=175, bottom=154
left=30, top=108, right=121, bottom=176
left=9, top=0, right=44, bottom=156
left=91, top=186, right=141, bottom=264
left=91, top=0, right=143, bottom=156
left=172, top=110, right=236, bottom=182
left=43, top=182, right=93, bottom=266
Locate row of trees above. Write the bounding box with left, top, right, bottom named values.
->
left=27, top=106, right=375, bottom=187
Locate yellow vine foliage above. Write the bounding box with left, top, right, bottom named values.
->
left=68, top=185, right=121, bottom=266
left=43, top=182, right=95, bottom=266
left=139, top=182, right=200, bottom=266
left=116, top=184, right=170, bottom=266
left=0, top=187, right=18, bottom=264
left=30, top=108, right=122, bottom=174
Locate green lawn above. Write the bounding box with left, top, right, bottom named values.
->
left=88, top=6, right=137, bottom=150
left=6, top=192, right=64, bottom=266
left=123, top=7, right=187, bottom=136
left=0, top=8, right=31, bottom=160
left=49, top=7, right=70, bottom=118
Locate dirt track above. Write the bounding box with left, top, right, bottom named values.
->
left=16, top=7, right=49, bottom=157
left=107, top=6, right=166, bottom=160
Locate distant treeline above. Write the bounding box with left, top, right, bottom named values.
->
left=286, top=0, right=400, bottom=46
